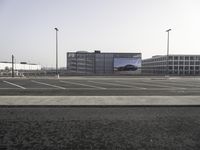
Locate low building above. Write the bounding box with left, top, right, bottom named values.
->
left=67, top=51, right=141, bottom=75
left=0, top=62, right=41, bottom=71
left=142, top=55, right=200, bottom=75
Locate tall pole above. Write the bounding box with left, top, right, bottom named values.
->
left=166, top=29, right=171, bottom=76
left=12, top=55, right=14, bottom=77
left=55, top=28, right=59, bottom=77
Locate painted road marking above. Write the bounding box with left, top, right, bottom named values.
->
left=3, top=81, right=26, bottom=89
left=165, top=80, right=200, bottom=88
left=88, top=80, right=146, bottom=89
left=0, top=88, right=21, bottom=89
left=141, top=81, right=187, bottom=89
left=60, top=80, right=106, bottom=89
left=117, top=80, right=173, bottom=88
left=143, top=81, right=189, bottom=89
left=0, top=87, right=191, bottom=90
left=31, top=80, right=66, bottom=89
left=112, top=81, right=147, bottom=89
left=116, top=80, right=187, bottom=90
left=145, top=80, right=192, bottom=89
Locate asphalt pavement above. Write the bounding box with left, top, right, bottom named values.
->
left=0, top=106, right=200, bottom=149
left=1, top=77, right=200, bottom=149
left=0, top=77, right=200, bottom=96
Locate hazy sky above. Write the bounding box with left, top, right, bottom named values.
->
left=1, top=0, right=200, bottom=67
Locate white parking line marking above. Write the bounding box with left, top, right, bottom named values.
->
left=140, top=82, right=187, bottom=89
left=113, top=81, right=150, bottom=89
left=115, top=80, right=186, bottom=90
left=146, top=80, right=196, bottom=88
left=0, top=88, right=21, bottom=89
left=31, top=80, right=66, bottom=89
left=88, top=81, right=146, bottom=89
left=3, top=81, right=26, bottom=89
left=117, top=80, right=172, bottom=88
left=60, top=80, right=106, bottom=89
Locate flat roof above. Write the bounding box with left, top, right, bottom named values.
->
left=67, top=52, right=141, bottom=54
left=143, top=54, right=200, bottom=60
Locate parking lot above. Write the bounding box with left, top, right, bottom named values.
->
left=1, top=77, right=200, bottom=149
left=0, top=77, right=200, bottom=96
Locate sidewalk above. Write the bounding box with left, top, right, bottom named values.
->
left=0, top=96, right=200, bottom=105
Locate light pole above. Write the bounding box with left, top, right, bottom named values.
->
left=54, top=27, right=59, bottom=77
left=166, top=29, right=171, bottom=76
left=12, top=55, right=14, bottom=77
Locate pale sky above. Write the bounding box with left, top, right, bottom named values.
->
left=0, top=0, right=200, bottom=67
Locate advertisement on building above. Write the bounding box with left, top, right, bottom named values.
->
left=114, top=56, right=141, bottom=74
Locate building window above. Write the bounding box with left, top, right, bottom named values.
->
left=174, top=66, right=178, bottom=70
left=190, top=56, right=194, bottom=60
left=169, top=56, right=173, bottom=60
left=185, top=66, right=189, bottom=70
left=174, top=70, right=178, bottom=74
left=174, top=56, right=178, bottom=60
left=68, top=53, right=76, bottom=57
left=190, top=71, right=194, bottom=75
left=190, top=61, right=194, bottom=65
left=174, top=61, right=178, bottom=65
left=185, top=62, right=189, bottom=65
left=179, top=61, right=184, bottom=65
left=185, top=71, right=189, bottom=75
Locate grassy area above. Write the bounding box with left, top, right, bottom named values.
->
left=0, top=116, right=200, bottom=149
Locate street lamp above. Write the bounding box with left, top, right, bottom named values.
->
left=12, top=55, right=14, bottom=77
left=54, top=27, right=59, bottom=77
left=166, top=29, right=171, bottom=76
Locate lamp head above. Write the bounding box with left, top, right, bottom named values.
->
left=166, top=29, right=171, bottom=32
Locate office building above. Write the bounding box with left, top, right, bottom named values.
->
left=67, top=51, right=141, bottom=75
left=142, top=55, right=200, bottom=75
